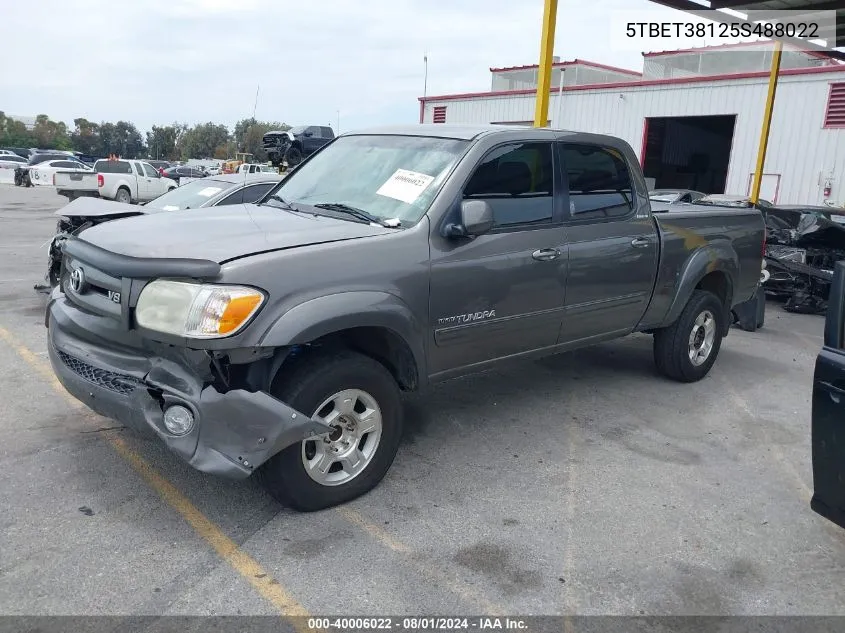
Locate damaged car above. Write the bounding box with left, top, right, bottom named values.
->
left=262, top=125, right=334, bottom=168
left=41, top=173, right=282, bottom=290
left=47, top=125, right=763, bottom=511
left=762, top=205, right=845, bottom=314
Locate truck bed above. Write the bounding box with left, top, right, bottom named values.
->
left=639, top=206, right=765, bottom=329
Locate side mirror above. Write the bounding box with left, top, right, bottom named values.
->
left=443, top=199, right=494, bottom=238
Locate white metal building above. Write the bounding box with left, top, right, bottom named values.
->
left=419, top=43, right=845, bottom=205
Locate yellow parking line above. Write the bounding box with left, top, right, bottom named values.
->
left=0, top=324, right=310, bottom=623
left=336, top=506, right=507, bottom=616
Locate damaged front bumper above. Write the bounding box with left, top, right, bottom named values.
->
left=47, top=294, right=332, bottom=478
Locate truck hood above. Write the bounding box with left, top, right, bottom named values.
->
left=56, top=196, right=143, bottom=219
left=77, top=203, right=393, bottom=263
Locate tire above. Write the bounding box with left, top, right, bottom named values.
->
left=653, top=290, right=725, bottom=383
left=285, top=146, right=303, bottom=167
left=115, top=187, right=131, bottom=204
left=256, top=350, right=403, bottom=511
left=168, top=187, right=176, bottom=192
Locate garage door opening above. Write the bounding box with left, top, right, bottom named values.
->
left=641, top=115, right=736, bottom=195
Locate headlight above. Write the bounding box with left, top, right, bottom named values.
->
left=136, top=280, right=265, bottom=338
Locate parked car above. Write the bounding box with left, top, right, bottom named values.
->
left=29, top=159, right=92, bottom=186
left=53, top=158, right=178, bottom=203
left=236, top=163, right=277, bottom=174
left=162, top=165, right=207, bottom=182
left=263, top=125, right=335, bottom=168
left=649, top=189, right=706, bottom=204
left=14, top=153, right=87, bottom=187
left=812, top=259, right=845, bottom=531
left=46, top=124, right=764, bottom=511
left=2, top=147, right=33, bottom=159
left=42, top=173, right=282, bottom=288
left=205, top=165, right=221, bottom=175
left=0, top=149, right=17, bottom=156
left=0, top=153, right=28, bottom=170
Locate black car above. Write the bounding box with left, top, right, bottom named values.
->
left=147, top=160, right=171, bottom=172
left=262, top=125, right=335, bottom=168
left=162, top=165, right=207, bottom=181
left=812, top=260, right=845, bottom=530
left=1, top=147, right=32, bottom=159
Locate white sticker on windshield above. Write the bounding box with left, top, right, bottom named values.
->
left=376, top=169, right=435, bottom=205
left=161, top=205, right=180, bottom=211
left=197, top=186, right=223, bottom=198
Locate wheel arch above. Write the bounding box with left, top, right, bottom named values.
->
left=259, top=292, right=427, bottom=393
left=661, top=242, right=737, bottom=329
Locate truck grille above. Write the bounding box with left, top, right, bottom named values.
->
left=57, top=350, right=139, bottom=395
left=63, top=256, right=123, bottom=321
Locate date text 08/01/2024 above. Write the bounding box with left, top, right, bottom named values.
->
left=626, top=21, right=820, bottom=39
left=307, top=618, right=528, bottom=631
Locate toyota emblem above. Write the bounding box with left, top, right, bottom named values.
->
left=69, top=267, right=85, bottom=293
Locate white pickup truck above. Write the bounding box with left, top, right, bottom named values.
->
left=54, top=159, right=178, bottom=203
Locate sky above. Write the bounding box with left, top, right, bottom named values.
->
left=0, top=0, right=757, bottom=135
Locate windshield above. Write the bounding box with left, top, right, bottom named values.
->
left=145, top=179, right=232, bottom=211
left=268, top=134, right=468, bottom=224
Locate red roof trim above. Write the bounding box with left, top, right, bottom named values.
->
left=418, top=63, right=845, bottom=103
left=643, top=40, right=836, bottom=60
left=489, top=58, right=641, bottom=76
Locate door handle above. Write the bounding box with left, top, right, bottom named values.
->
left=532, top=248, right=560, bottom=261
left=819, top=381, right=845, bottom=403
left=631, top=236, right=651, bottom=248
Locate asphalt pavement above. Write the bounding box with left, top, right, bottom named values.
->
left=1, top=184, right=844, bottom=617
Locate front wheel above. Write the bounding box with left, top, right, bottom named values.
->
left=256, top=351, right=403, bottom=511
left=653, top=290, right=725, bottom=382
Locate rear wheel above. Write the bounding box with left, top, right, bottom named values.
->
left=256, top=351, right=403, bottom=511
left=115, top=187, right=131, bottom=204
left=653, top=290, right=725, bottom=382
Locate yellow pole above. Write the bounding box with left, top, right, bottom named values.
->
left=750, top=41, right=782, bottom=203
left=533, top=0, right=558, bottom=128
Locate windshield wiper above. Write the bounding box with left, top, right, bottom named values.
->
left=263, top=194, right=298, bottom=211
left=312, top=203, right=399, bottom=227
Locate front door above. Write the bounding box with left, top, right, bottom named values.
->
left=556, top=142, right=659, bottom=344
left=811, top=261, right=845, bottom=530
left=428, top=141, right=567, bottom=378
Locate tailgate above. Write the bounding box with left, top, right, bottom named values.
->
left=54, top=171, right=98, bottom=191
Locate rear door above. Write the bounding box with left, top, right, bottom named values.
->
left=304, top=126, right=322, bottom=154
left=811, top=261, right=845, bottom=530
left=557, top=141, right=659, bottom=344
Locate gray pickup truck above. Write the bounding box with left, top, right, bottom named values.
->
left=47, top=125, right=765, bottom=511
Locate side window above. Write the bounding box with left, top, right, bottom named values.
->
left=240, top=183, right=275, bottom=204
left=679, top=193, right=692, bottom=203
left=320, top=127, right=333, bottom=138
left=307, top=126, right=321, bottom=138
left=142, top=163, right=158, bottom=177
left=560, top=143, right=634, bottom=221
left=54, top=161, right=77, bottom=168
left=462, top=142, right=554, bottom=229
left=217, top=189, right=245, bottom=205
left=133, top=161, right=146, bottom=175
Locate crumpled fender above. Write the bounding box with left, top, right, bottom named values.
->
left=661, top=239, right=738, bottom=327
left=259, top=291, right=427, bottom=382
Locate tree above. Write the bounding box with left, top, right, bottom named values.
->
left=145, top=123, right=185, bottom=160
left=0, top=111, right=35, bottom=147
left=178, top=122, right=231, bottom=160
left=31, top=114, right=72, bottom=150
left=71, top=118, right=101, bottom=156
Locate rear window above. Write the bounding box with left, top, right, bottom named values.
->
left=95, top=160, right=132, bottom=174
